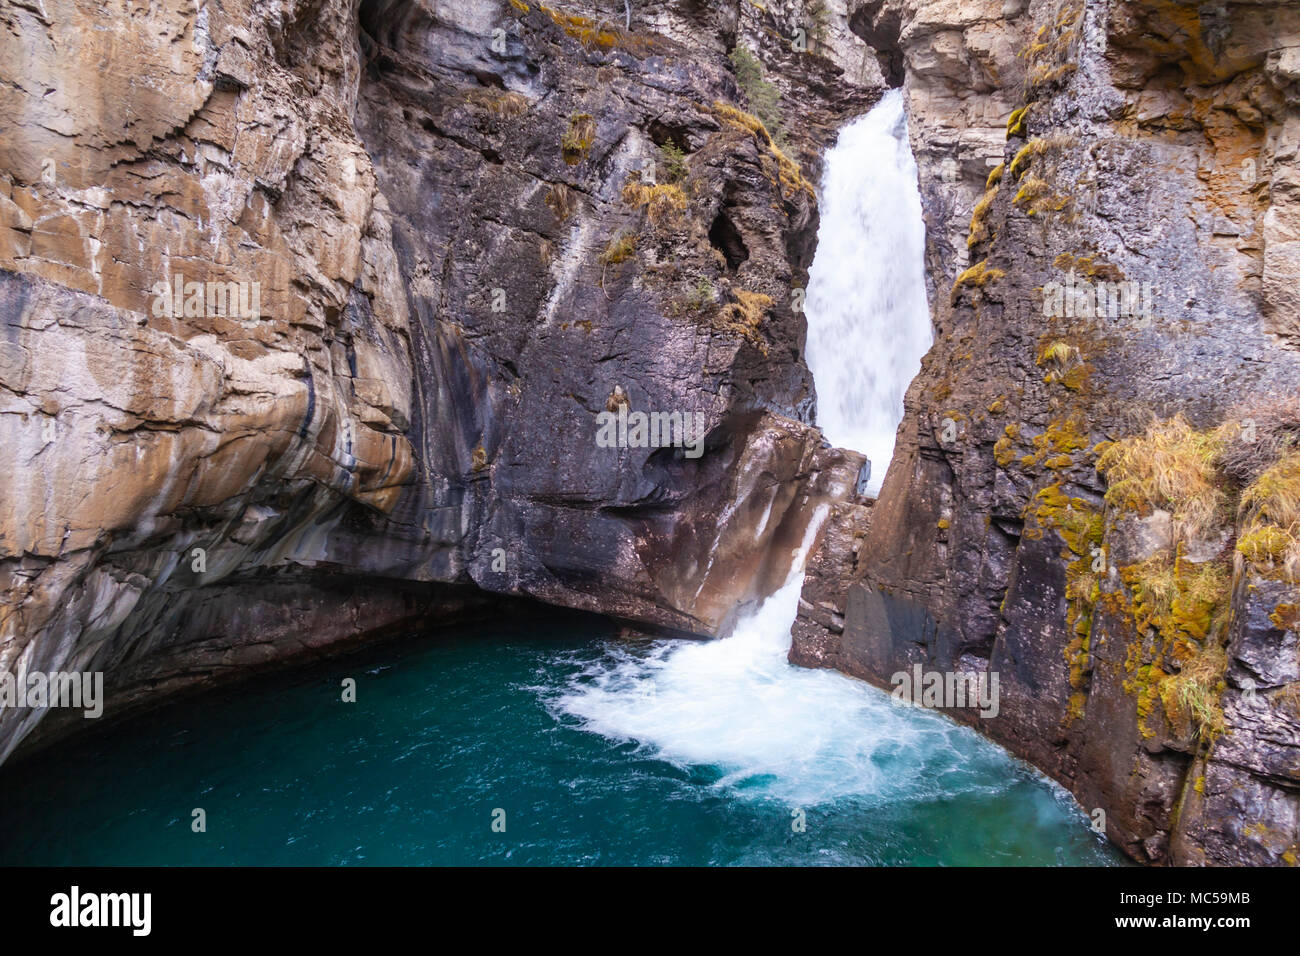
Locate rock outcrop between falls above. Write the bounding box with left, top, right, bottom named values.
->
left=794, top=0, right=1300, bottom=866
left=0, top=0, right=873, bottom=762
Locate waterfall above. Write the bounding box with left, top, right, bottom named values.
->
left=552, top=96, right=947, bottom=806
left=804, top=89, right=932, bottom=495
left=545, top=95, right=1104, bottom=862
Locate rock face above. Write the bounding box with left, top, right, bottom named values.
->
left=0, top=0, right=874, bottom=763
left=794, top=0, right=1300, bottom=865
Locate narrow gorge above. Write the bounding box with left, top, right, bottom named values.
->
left=1, top=0, right=1297, bottom=868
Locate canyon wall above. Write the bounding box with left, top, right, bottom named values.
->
left=0, top=0, right=874, bottom=762
left=795, top=0, right=1300, bottom=865
left=4, top=0, right=1297, bottom=869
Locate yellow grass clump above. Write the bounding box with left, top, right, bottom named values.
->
left=952, top=260, right=1005, bottom=296
left=621, top=179, right=687, bottom=229
left=1235, top=451, right=1300, bottom=580
left=1096, top=415, right=1226, bottom=540
left=711, top=101, right=815, bottom=200
left=561, top=113, right=596, bottom=165
left=597, top=231, right=637, bottom=265
left=716, top=288, right=772, bottom=354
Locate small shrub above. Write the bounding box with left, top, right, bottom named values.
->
left=728, top=46, right=784, bottom=142
left=683, top=277, right=714, bottom=312
left=658, top=142, right=688, bottom=183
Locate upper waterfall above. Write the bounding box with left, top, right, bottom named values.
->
left=803, top=89, right=932, bottom=496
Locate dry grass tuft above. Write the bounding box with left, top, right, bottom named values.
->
left=716, top=288, right=772, bottom=354
left=621, top=178, right=687, bottom=230
left=561, top=113, right=596, bottom=165
left=1160, top=641, right=1228, bottom=741
left=1214, top=395, right=1300, bottom=485
left=1096, top=415, right=1226, bottom=540
left=545, top=183, right=578, bottom=222
left=486, top=91, right=530, bottom=120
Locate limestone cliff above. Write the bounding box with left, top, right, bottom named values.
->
left=0, top=0, right=871, bottom=762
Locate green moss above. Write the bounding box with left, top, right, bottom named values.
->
left=967, top=185, right=1000, bottom=248
left=1013, top=174, right=1069, bottom=215
left=1037, top=340, right=1078, bottom=366
left=1060, top=363, right=1094, bottom=391
left=1270, top=603, right=1298, bottom=631
left=1026, top=482, right=1104, bottom=714
left=1238, top=525, right=1295, bottom=564
left=1006, top=107, right=1028, bottom=138
left=1009, top=138, right=1047, bottom=180
left=952, top=260, right=1005, bottom=295
left=1119, top=553, right=1231, bottom=741
left=994, top=437, right=1016, bottom=467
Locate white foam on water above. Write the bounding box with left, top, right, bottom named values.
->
left=551, top=573, right=1011, bottom=808
left=803, top=89, right=932, bottom=495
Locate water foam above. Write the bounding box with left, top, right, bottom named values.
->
left=551, top=574, right=1022, bottom=808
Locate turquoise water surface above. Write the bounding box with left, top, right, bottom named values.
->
left=0, top=592, right=1123, bottom=866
